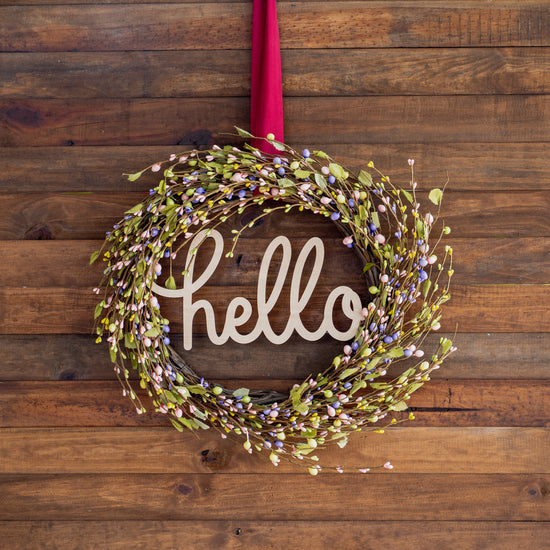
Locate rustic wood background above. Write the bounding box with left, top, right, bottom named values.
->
left=1, top=1, right=549, bottom=548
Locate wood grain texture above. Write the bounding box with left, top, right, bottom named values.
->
left=3, top=332, right=550, bottom=381
left=1, top=0, right=548, bottom=3
left=0, top=0, right=547, bottom=546
left=0, top=427, right=547, bottom=474
left=2, top=143, right=549, bottom=193
left=1, top=520, right=548, bottom=550
left=1, top=3, right=549, bottom=52
left=0, top=473, right=548, bottom=521
left=0, top=0, right=243, bottom=3
left=1, top=283, right=549, bottom=334
left=3, top=48, right=549, bottom=98
left=2, top=0, right=548, bottom=3
left=2, top=236, right=549, bottom=287
left=1, top=282, right=548, bottom=335
left=1, top=189, right=549, bottom=240
left=1, top=95, right=550, bottom=146
left=0, top=380, right=547, bottom=428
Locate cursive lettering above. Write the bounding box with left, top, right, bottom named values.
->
left=152, top=229, right=363, bottom=350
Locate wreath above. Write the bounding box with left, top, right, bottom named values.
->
left=91, top=128, right=455, bottom=474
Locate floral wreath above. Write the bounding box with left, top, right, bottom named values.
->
left=91, top=128, right=455, bottom=474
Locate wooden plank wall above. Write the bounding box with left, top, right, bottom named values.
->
left=1, top=1, right=549, bottom=548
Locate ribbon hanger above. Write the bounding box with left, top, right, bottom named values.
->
left=250, top=0, right=284, bottom=155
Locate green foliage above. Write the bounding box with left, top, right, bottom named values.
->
left=92, top=129, right=455, bottom=475
left=89, top=250, right=100, bottom=265
left=429, top=188, right=443, bottom=205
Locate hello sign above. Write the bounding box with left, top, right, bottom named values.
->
left=152, top=229, right=364, bottom=350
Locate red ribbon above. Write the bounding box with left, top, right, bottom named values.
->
left=250, top=0, right=284, bottom=156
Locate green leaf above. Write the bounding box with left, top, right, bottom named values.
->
left=440, top=337, right=453, bottom=355
left=371, top=211, right=380, bottom=228
left=401, top=189, right=413, bottom=203
left=235, top=127, right=254, bottom=139
left=369, top=382, right=389, bottom=390
left=392, top=400, right=409, bottom=412
left=294, top=169, right=311, bottom=179
left=109, top=347, right=117, bottom=363
left=294, top=402, right=309, bottom=415
left=124, top=332, right=136, bottom=349
left=358, top=170, right=373, bottom=187
left=165, top=275, right=177, bottom=290
left=336, top=436, right=348, bottom=449
left=428, top=188, right=443, bottom=205
left=136, top=259, right=146, bottom=274
left=386, top=347, right=404, bottom=358
left=194, top=418, right=210, bottom=430
left=126, top=171, right=144, bottom=182
left=369, top=285, right=380, bottom=295
left=192, top=408, right=207, bottom=420
left=362, top=262, right=375, bottom=273
left=366, top=356, right=382, bottom=370
left=94, top=302, right=104, bottom=320
left=398, top=367, right=416, bottom=384
left=423, top=279, right=432, bottom=298
left=170, top=418, right=184, bottom=432
left=269, top=139, right=286, bottom=151
left=290, top=381, right=308, bottom=404
left=329, top=163, right=346, bottom=179
left=296, top=446, right=317, bottom=456
left=179, top=417, right=198, bottom=430
left=144, top=327, right=160, bottom=338
left=232, top=388, right=250, bottom=398
left=177, top=387, right=190, bottom=399
left=187, top=384, right=208, bottom=395
left=339, top=367, right=358, bottom=379
left=89, top=250, right=100, bottom=265
left=313, top=150, right=330, bottom=159
left=314, top=173, right=327, bottom=190
left=350, top=379, right=367, bottom=395
left=278, top=178, right=295, bottom=188
left=415, top=218, right=425, bottom=239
